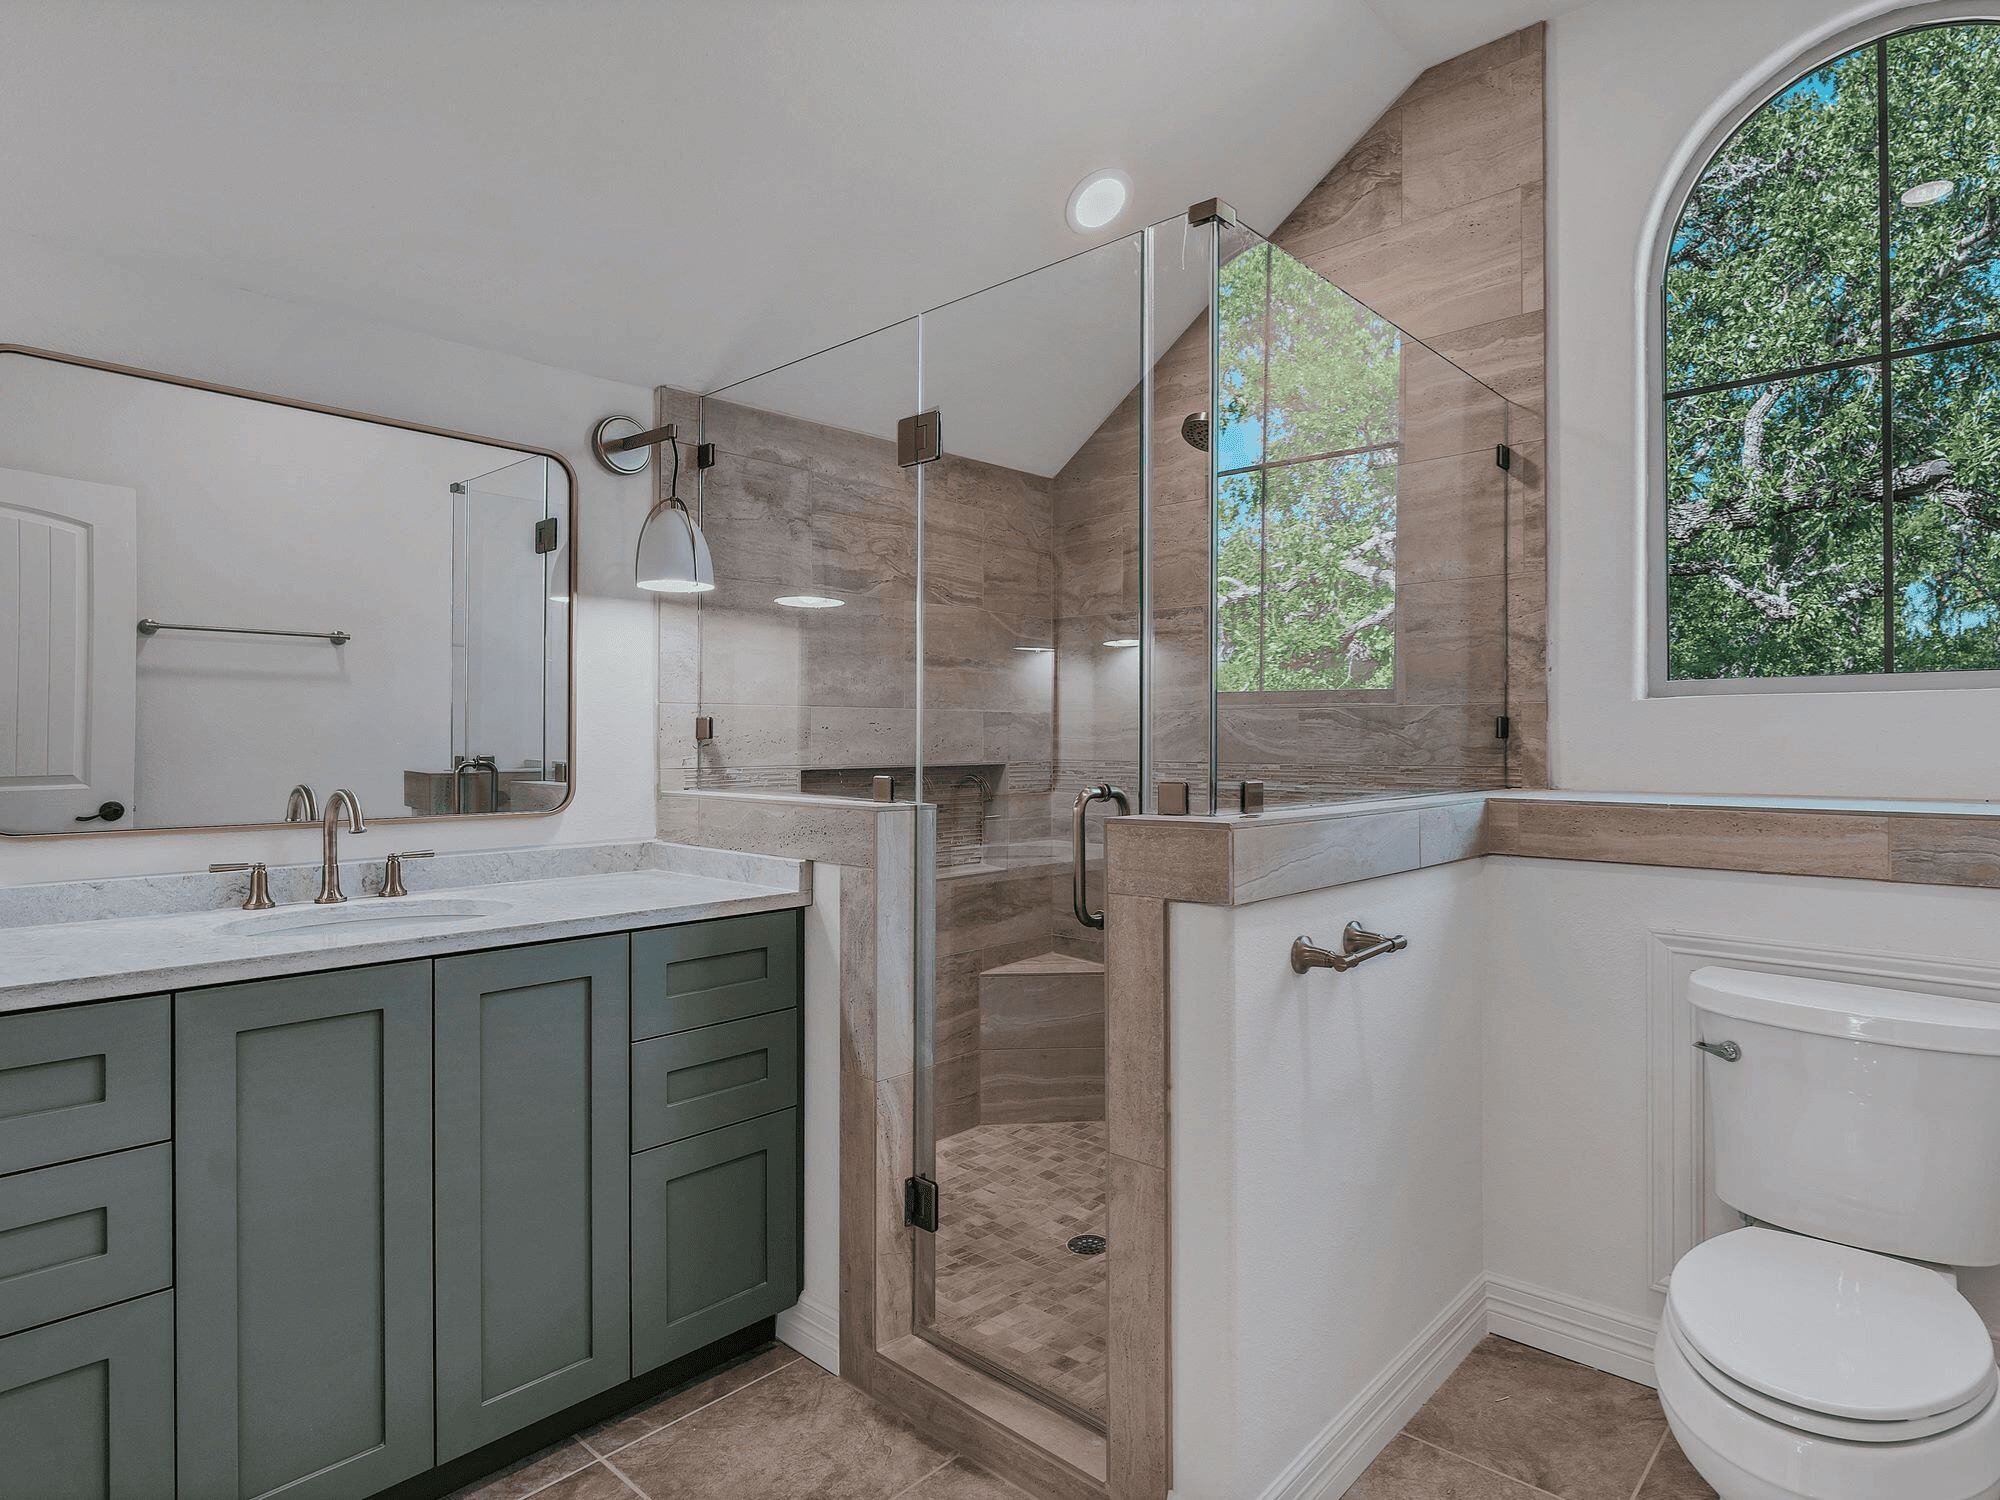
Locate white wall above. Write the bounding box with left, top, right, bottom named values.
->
left=1170, top=863, right=1487, bottom=1500
left=0, top=231, right=661, bottom=882
left=1545, top=0, right=2000, bottom=798
left=1483, top=856, right=2000, bottom=1340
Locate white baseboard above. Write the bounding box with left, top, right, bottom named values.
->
left=1254, top=1275, right=1489, bottom=1500
left=776, top=1292, right=840, bottom=1376
left=1249, top=1277, right=1660, bottom=1500
left=1484, top=1275, right=1660, bottom=1388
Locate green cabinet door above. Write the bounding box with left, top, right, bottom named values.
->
left=631, top=1108, right=799, bottom=1373
left=434, top=935, right=631, bottom=1462
left=0, top=1292, right=174, bottom=1500
left=175, top=963, right=434, bottom=1500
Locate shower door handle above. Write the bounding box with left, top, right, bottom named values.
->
left=1071, top=783, right=1131, bottom=930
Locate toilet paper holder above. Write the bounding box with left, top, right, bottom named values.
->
left=1292, top=921, right=1409, bottom=974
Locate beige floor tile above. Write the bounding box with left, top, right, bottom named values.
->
left=892, top=1457, right=1033, bottom=1499
left=530, top=1465, right=640, bottom=1500
left=1347, top=1435, right=1549, bottom=1498
left=610, top=1358, right=953, bottom=1500
left=447, top=1438, right=597, bottom=1499
left=1402, top=1337, right=1666, bottom=1500
left=579, top=1344, right=799, bottom=1455
left=1636, top=1432, right=1717, bottom=1499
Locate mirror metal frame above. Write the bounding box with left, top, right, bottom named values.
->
left=0, top=342, right=581, bottom=839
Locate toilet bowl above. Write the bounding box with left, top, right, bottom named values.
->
left=1663, top=969, right=2000, bottom=1500
left=1657, top=1230, right=2000, bottom=1500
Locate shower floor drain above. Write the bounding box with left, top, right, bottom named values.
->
left=1066, top=1234, right=1108, bottom=1256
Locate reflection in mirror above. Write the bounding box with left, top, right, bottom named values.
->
left=0, top=349, right=573, bottom=834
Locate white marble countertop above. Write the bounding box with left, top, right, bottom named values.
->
left=0, top=858, right=810, bottom=1014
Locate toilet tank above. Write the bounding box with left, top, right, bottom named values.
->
left=1690, top=966, right=2000, bottom=1265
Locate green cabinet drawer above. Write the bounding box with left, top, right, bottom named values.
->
left=0, top=997, right=169, bottom=1176
left=0, top=1290, right=174, bottom=1500
left=434, top=936, right=631, bottom=1462
left=632, top=1009, right=799, bottom=1151
left=631, top=910, right=799, bottom=1040
left=0, top=1143, right=171, bottom=1338
left=631, top=1109, right=799, bottom=1374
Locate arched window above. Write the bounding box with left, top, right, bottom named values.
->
left=1662, top=17, right=2000, bottom=684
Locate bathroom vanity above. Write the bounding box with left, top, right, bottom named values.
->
left=0, top=853, right=808, bottom=1500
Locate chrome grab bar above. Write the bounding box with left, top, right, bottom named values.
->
left=1071, top=783, right=1130, bottom=930
left=1292, top=921, right=1409, bottom=974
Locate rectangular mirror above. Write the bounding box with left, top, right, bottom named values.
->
left=0, top=347, right=574, bottom=835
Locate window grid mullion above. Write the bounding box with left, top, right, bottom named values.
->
left=1876, top=35, right=1897, bottom=673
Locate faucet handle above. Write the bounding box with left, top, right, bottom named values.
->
left=211, top=862, right=276, bottom=911
left=381, top=850, right=434, bottom=898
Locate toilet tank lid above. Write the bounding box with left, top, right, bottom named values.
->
left=1689, top=967, right=2000, bottom=1055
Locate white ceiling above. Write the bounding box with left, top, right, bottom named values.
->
left=0, top=0, right=1582, bottom=474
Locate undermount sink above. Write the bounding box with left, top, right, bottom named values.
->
left=219, top=897, right=508, bottom=937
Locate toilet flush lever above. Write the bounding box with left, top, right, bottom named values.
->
left=1693, top=1039, right=1742, bottom=1062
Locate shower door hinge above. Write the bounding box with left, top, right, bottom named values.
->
left=904, top=1174, right=939, bottom=1233
left=898, top=410, right=942, bottom=467
left=1495, top=714, right=1512, bottom=741
left=1187, top=196, right=1239, bottom=228
left=534, top=518, right=559, bottom=554
left=1495, top=443, right=1514, bottom=472
left=694, top=441, right=717, bottom=470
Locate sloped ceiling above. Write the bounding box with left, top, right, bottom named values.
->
left=0, top=0, right=1582, bottom=474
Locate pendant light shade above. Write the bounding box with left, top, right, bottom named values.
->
left=635, top=499, right=714, bottom=594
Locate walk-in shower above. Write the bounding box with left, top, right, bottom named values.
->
left=671, top=201, right=1528, bottom=1428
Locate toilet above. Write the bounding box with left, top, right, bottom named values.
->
left=1659, top=967, right=2000, bottom=1500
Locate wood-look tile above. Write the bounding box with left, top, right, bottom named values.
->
left=1494, top=801, right=1894, bottom=881
left=1401, top=340, right=1513, bottom=464
left=1401, top=46, right=1543, bottom=219
left=979, top=964, right=1105, bottom=1051
left=876, top=1073, right=916, bottom=1346
left=1636, top=1432, right=1717, bottom=1499
left=1397, top=449, right=1509, bottom=586
left=610, top=1358, right=952, bottom=1500
left=1521, top=179, right=1546, bottom=314
left=1106, top=894, right=1167, bottom=1171
left=446, top=1438, right=595, bottom=1500
left=1429, top=312, right=1545, bottom=415
left=1103, top=820, right=1232, bottom=903
left=1399, top=575, right=1509, bottom=707
left=1347, top=1435, right=1545, bottom=1499
left=1106, top=1154, right=1169, bottom=1500
left=1278, top=110, right=1405, bottom=259
left=895, top=1457, right=1034, bottom=1499
left=1507, top=567, right=1549, bottom=708
left=978, top=1048, right=1105, bottom=1124
left=1403, top=1337, right=1666, bottom=1500
left=1401, top=24, right=1543, bottom=106
left=580, top=1345, right=800, bottom=1456
left=1888, top=815, right=2000, bottom=888
left=1418, top=797, right=1488, bottom=866
left=1316, top=191, right=1523, bottom=344
left=1230, top=809, right=1424, bottom=904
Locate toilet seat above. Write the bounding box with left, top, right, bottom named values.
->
left=1665, top=1303, right=1997, bottom=1442
left=1668, top=1228, right=1996, bottom=1429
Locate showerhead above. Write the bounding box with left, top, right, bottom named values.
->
left=1181, top=411, right=1209, bottom=451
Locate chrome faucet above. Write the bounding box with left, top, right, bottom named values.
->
left=284, top=783, right=319, bottom=823
left=316, top=788, right=367, bottom=904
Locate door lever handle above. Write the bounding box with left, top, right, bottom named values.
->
left=1693, top=1039, right=1742, bottom=1062
left=74, top=801, right=126, bottom=823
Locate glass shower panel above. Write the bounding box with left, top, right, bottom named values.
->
left=911, top=232, right=1145, bottom=1429
left=1208, top=230, right=1511, bottom=806
left=689, top=320, right=921, bottom=798
left=450, top=454, right=562, bottom=810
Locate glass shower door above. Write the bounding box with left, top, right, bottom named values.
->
left=910, top=231, right=1148, bottom=1428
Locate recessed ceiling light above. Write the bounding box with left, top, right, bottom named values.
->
left=774, top=594, right=844, bottom=609
left=1066, top=169, right=1131, bottom=233
left=1901, top=179, right=1956, bottom=208
left=1102, top=637, right=1140, bottom=648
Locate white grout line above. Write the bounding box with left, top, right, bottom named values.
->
left=1627, top=1429, right=1670, bottom=1500
left=1400, top=1432, right=1569, bottom=1499
left=580, top=1348, right=804, bottom=1459
left=597, top=1450, right=650, bottom=1499
left=882, top=1455, right=966, bottom=1500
